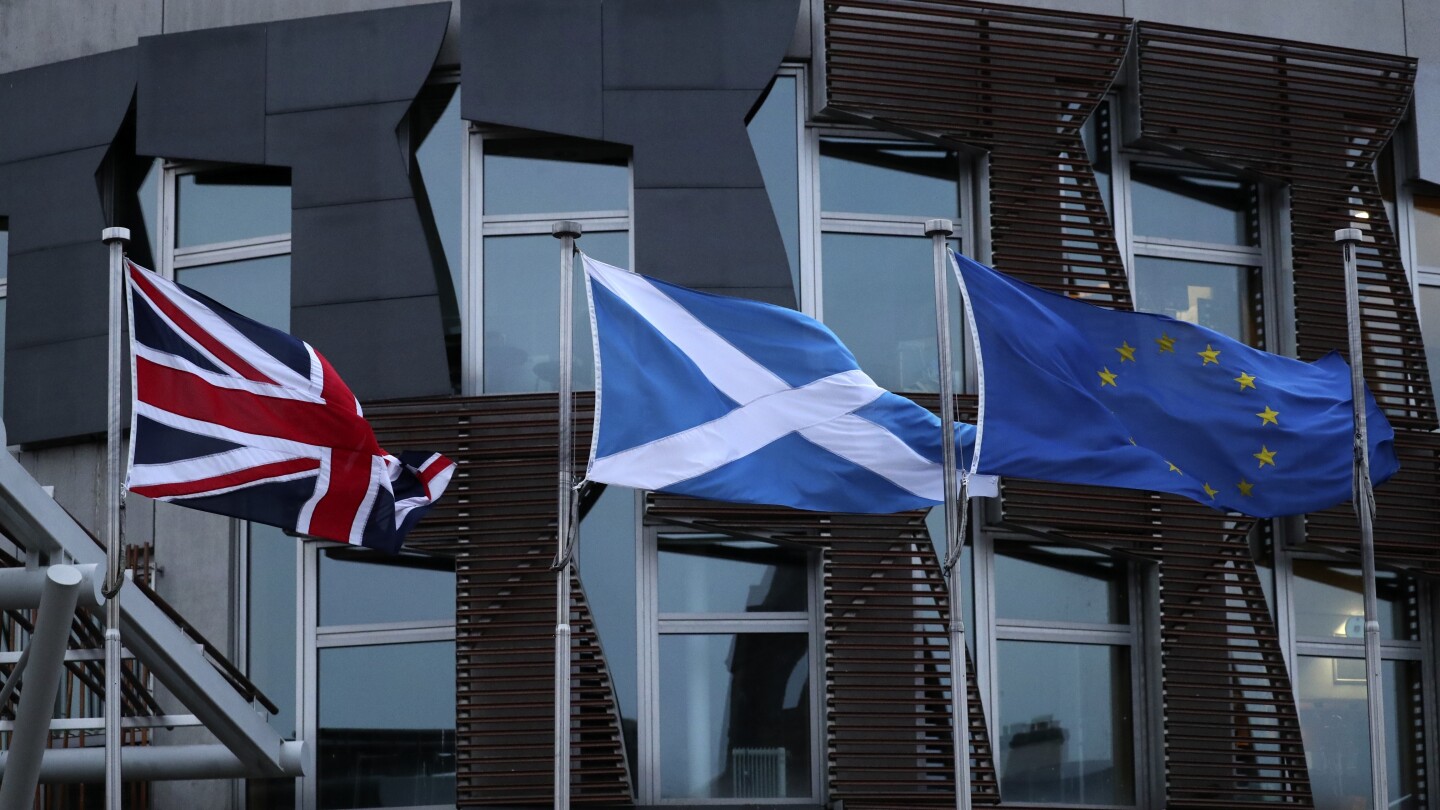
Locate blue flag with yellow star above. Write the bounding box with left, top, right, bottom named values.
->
left=950, top=250, right=1398, bottom=517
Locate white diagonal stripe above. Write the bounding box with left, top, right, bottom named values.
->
left=584, top=256, right=788, bottom=404
left=591, top=370, right=885, bottom=490
left=799, top=414, right=945, bottom=501
left=128, top=446, right=307, bottom=488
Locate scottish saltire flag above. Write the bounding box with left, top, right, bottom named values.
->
left=583, top=254, right=975, bottom=513
left=950, top=250, right=1399, bottom=517
left=124, top=260, right=455, bottom=553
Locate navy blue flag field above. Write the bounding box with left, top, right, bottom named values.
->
left=950, top=250, right=1398, bottom=517
left=583, top=254, right=977, bottom=514
left=124, top=260, right=455, bottom=553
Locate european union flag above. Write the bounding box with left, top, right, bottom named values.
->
left=950, top=250, right=1398, bottom=517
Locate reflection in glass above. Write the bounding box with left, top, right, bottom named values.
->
left=482, top=232, right=626, bottom=392
left=748, top=75, right=801, bottom=299
left=577, top=485, right=639, bottom=764
left=1, top=223, right=10, bottom=280
left=997, top=641, right=1133, bottom=805
left=660, top=634, right=810, bottom=799
left=925, top=507, right=974, bottom=655
left=1421, top=285, right=1440, bottom=420
left=994, top=544, right=1128, bottom=625
left=176, top=169, right=291, bottom=248
left=178, top=255, right=291, bottom=331
left=318, top=642, right=456, bottom=809
left=1296, top=657, right=1423, bottom=810
left=1291, top=559, right=1416, bottom=641
left=416, top=85, right=463, bottom=299
left=820, top=138, right=959, bottom=218
left=1413, top=195, right=1440, bottom=268
left=248, top=524, right=295, bottom=737
left=1133, top=256, right=1261, bottom=347
left=821, top=233, right=963, bottom=393
left=138, top=160, right=160, bottom=261
left=659, top=536, right=807, bottom=614
left=1130, top=165, right=1257, bottom=246
left=319, top=551, right=455, bottom=626
left=483, top=140, right=628, bottom=215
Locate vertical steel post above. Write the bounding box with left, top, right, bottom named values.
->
left=552, top=220, right=582, bottom=810
left=1335, top=226, right=1388, bottom=810
left=0, top=566, right=86, bottom=810
left=928, top=219, right=972, bottom=810
left=101, top=226, right=130, bottom=810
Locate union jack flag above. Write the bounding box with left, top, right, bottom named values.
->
left=124, top=260, right=455, bottom=553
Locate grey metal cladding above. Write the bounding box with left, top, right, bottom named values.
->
left=137, top=25, right=268, bottom=164
left=0, top=48, right=136, bottom=445
left=463, top=0, right=604, bottom=140
left=0, top=48, right=137, bottom=165
left=291, top=296, right=451, bottom=402
left=464, top=0, right=800, bottom=308
left=137, top=4, right=454, bottom=403
left=265, top=4, right=452, bottom=114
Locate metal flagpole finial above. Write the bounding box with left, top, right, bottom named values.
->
left=552, top=221, right=583, bottom=240
left=102, top=227, right=131, bottom=245
left=926, top=219, right=954, bottom=238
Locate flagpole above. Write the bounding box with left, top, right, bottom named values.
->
left=552, top=220, right=582, bottom=810
left=1335, top=225, right=1388, bottom=810
left=101, top=226, right=131, bottom=809
left=928, top=219, right=972, bottom=810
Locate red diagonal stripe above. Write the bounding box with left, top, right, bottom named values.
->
left=128, top=262, right=274, bottom=385
left=137, top=357, right=380, bottom=454
left=307, top=449, right=378, bottom=543
left=131, top=457, right=320, bottom=499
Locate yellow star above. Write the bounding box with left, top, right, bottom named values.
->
left=1198, top=344, right=1221, bottom=365
left=1254, top=445, right=1277, bottom=468
left=1156, top=333, right=1177, bottom=353
left=1257, top=406, right=1279, bottom=426
left=1203, top=483, right=1218, bottom=499
left=1237, top=479, right=1254, bottom=497
left=1116, top=341, right=1137, bottom=363
left=1234, top=371, right=1257, bottom=390
left=1167, top=461, right=1182, bottom=474
left=1098, top=367, right=1118, bottom=387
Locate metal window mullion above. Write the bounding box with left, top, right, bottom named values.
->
left=656, top=618, right=810, bottom=635
left=1130, top=239, right=1264, bottom=266
left=994, top=624, right=1134, bottom=647
left=159, top=166, right=178, bottom=281
left=172, top=237, right=292, bottom=270
left=483, top=210, right=629, bottom=228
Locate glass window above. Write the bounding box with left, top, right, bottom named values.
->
left=748, top=73, right=801, bottom=299
left=1412, top=194, right=1440, bottom=269
left=414, top=84, right=463, bottom=300
left=176, top=167, right=292, bottom=248
left=318, top=550, right=455, bottom=627
left=1131, top=256, right=1262, bottom=346
left=816, top=134, right=966, bottom=394
left=177, top=255, right=291, bottom=331
left=1291, top=559, right=1417, bottom=642
left=997, top=641, right=1134, bottom=805
left=1130, top=165, right=1257, bottom=247
left=471, top=136, right=631, bottom=395
left=249, top=524, right=297, bottom=739
left=317, top=641, right=456, bottom=809
left=994, top=543, right=1129, bottom=626
left=0, top=222, right=8, bottom=281
left=643, top=531, right=818, bottom=803
left=1420, top=283, right=1440, bottom=417
left=577, top=485, right=639, bottom=764
left=659, top=633, right=811, bottom=799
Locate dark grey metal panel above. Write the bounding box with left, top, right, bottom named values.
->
left=288, top=199, right=437, bottom=307
left=7, top=337, right=112, bottom=441
left=291, top=297, right=453, bottom=401
left=633, top=187, right=791, bottom=305
left=464, top=0, right=797, bottom=307
left=265, top=3, right=451, bottom=114
left=602, top=0, right=798, bottom=90
left=6, top=243, right=113, bottom=350
left=136, top=24, right=267, bottom=164
left=462, top=0, right=603, bottom=140
left=0, top=148, right=111, bottom=255
left=604, top=90, right=765, bottom=188
left=0, top=48, right=137, bottom=163
left=265, top=102, right=414, bottom=209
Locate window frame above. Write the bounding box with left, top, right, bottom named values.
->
left=635, top=523, right=827, bottom=806
left=297, top=540, right=458, bottom=810
left=156, top=160, right=293, bottom=283
left=461, top=128, right=634, bottom=396
left=971, top=527, right=1155, bottom=810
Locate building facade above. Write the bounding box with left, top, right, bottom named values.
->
left=1, top=1, right=1440, bottom=809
